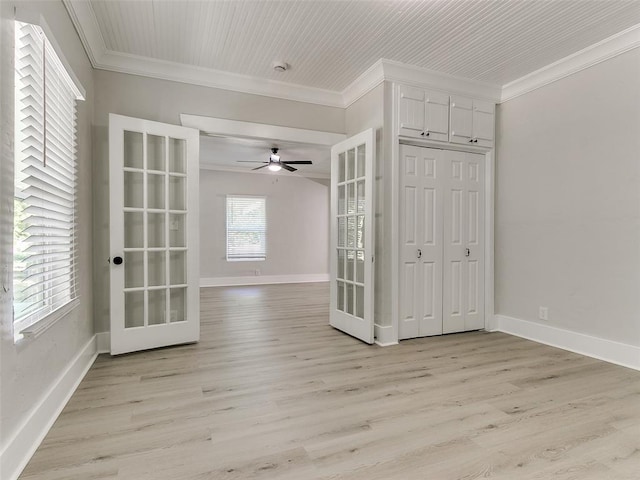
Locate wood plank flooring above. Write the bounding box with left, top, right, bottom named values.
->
left=19, top=283, right=640, bottom=479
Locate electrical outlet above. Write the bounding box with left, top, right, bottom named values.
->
left=539, top=306, right=548, bottom=321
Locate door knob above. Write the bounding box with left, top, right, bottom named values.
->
left=417, top=249, right=422, bottom=259
left=113, top=256, right=123, bottom=265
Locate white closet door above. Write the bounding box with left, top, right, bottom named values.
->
left=443, top=150, right=485, bottom=333
left=330, top=129, right=375, bottom=344
left=109, top=114, right=200, bottom=355
left=399, top=145, right=443, bottom=339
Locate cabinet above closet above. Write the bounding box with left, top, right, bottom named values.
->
left=398, top=85, right=449, bottom=142
left=396, top=84, right=495, bottom=148
left=449, top=95, right=495, bottom=148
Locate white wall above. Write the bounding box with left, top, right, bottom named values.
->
left=92, top=70, right=344, bottom=332
left=0, top=2, right=95, bottom=478
left=495, top=48, right=640, bottom=347
left=199, top=169, right=329, bottom=283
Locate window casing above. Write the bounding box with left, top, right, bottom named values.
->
left=226, top=196, right=266, bottom=261
left=13, top=21, right=84, bottom=340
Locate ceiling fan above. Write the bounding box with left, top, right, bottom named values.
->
left=238, top=148, right=312, bottom=172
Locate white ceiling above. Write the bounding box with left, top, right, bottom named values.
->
left=65, top=0, right=640, bottom=174
left=200, top=136, right=331, bottom=178
left=73, top=0, right=640, bottom=92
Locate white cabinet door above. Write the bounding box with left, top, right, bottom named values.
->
left=399, top=145, right=443, bottom=339
left=472, top=100, right=495, bottom=147
left=443, top=150, right=485, bottom=333
left=398, top=85, right=426, bottom=138
left=109, top=114, right=200, bottom=355
left=449, top=95, right=473, bottom=145
left=424, top=91, right=449, bottom=142
left=450, top=95, right=495, bottom=147
left=330, top=129, right=375, bottom=344
left=398, top=85, right=449, bottom=142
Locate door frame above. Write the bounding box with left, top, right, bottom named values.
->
left=389, top=84, right=495, bottom=345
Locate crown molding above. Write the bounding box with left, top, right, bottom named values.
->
left=342, top=60, right=386, bottom=107
left=501, top=24, right=640, bottom=103
left=63, top=0, right=105, bottom=68
left=379, top=59, right=502, bottom=102
left=97, top=50, right=345, bottom=108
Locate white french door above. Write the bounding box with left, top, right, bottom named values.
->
left=109, top=114, right=200, bottom=355
left=330, top=129, right=375, bottom=344
left=443, top=150, right=485, bottom=333
left=399, top=145, right=444, bottom=339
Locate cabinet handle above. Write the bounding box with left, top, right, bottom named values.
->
left=469, top=139, right=474, bottom=143
left=474, top=139, right=478, bottom=143
left=465, top=248, right=470, bottom=257
left=417, top=249, right=422, bottom=259
left=425, top=131, right=430, bottom=137
left=420, top=132, right=425, bottom=136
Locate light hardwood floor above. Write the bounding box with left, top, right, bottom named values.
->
left=20, top=283, right=640, bottom=479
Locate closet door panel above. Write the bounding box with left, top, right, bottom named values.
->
left=399, top=145, right=443, bottom=339
left=465, top=153, right=485, bottom=330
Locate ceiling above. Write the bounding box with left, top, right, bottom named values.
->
left=70, top=0, right=640, bottom=93
left=200, top=136, right=331, bottom=178
left=65, top=1, right=640, bottom=175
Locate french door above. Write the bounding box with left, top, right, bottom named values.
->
left=109, top=114, right=200, bottom=355
left=330, top=129, right=375, bottom=344
left=399, top=145, right=485, bottom=339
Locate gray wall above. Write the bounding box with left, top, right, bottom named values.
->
left=92, top=70, right=345, bottom=332
left=495, top=48, right=640, bottom=346
left=200, top=170, right=329, bottom=280
left=0, top=0, right=94, bottom=468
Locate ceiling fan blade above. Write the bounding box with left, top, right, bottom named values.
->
left=237, top=160, right=268, bottom=163
left=281, top=161, right=313, bottom=165
left=281, top=163, right=297, bottom=172
left=252, top=164, right=269, bottom=170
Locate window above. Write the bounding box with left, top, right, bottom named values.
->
left=226, top=196, right=266, bottom=261
left=13, top=21, right=84, bottom=340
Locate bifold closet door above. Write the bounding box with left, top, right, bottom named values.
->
left=443, top=151, right=485, bottom=333
left=399, top=145, right=444, bottom=339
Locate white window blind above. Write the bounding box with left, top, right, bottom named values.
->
left=226, top=196, right=266, bottom=260
left=13, top=21, right=83, bottom=339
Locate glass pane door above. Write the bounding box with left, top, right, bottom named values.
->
left=330, top=129, right=374, bottom=344
left=110, top=114, right=199, bottom=355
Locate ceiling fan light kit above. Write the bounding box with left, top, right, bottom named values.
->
left=243, top=147, right=313, bottom=173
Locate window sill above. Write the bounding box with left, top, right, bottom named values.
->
left=14, top=298, right=80, bottom=343
left=226, top=258, right=266, bottom=262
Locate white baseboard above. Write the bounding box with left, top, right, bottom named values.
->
left=96, top=331, right=110, bottom=353
left=374, top=324, right=398, bottom=346
left=1, top=334, right=99, bottom=480
left=200, top=273, right=329, bottom=287
left=495, top=314, right=640, bottom=371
